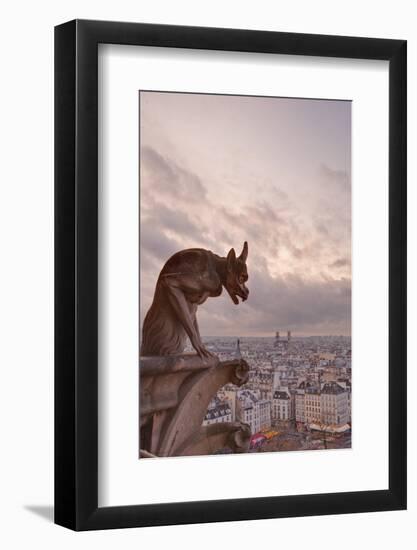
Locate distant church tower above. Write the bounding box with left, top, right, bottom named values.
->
left=274, top=331, right=280, bottom=347
left=235, top=338, right=242, bottom=359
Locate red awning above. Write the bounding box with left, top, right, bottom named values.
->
left=250, top=433, right=266, bottom=444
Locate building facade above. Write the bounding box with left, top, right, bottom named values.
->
left=294, top=382, right=349, bottom=427
left=305, top=388, right=321, bottom=423
left=202, top=397, right=233, bottom=426
left=236, top=389, right=271, bottom=434
left=320, top=382, right=349, bottom=425
left=272, top=390, right=292, bottom=423
left=295, top=390, right=306, bottom=422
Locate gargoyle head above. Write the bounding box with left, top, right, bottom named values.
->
left=225, top=241, right=249, bottom=305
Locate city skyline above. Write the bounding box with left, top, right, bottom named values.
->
left=200, top=333, right=351, bottom=454
left=140, top=91, right=351, bottom=337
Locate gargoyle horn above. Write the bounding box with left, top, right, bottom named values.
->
left=238, top=241, right=248, bottom=262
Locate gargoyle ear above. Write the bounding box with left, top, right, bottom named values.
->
left=226, top=248, right=236, bottom=272
left=239, top=241, right=248, bottom=263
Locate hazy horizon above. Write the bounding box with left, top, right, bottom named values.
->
left=140, top=91, right=351, bottom=337
left=201, top=334, right=351, bottom=339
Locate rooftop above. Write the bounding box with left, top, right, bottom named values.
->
left=273, top=391, right=290, bottom=400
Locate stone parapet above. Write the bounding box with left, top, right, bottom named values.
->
left=140, top=354, right=250, bottom=457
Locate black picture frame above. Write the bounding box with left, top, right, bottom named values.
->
left=55, top=19, right=407, bottom=531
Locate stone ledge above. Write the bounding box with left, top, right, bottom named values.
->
left=139, top=354, right=250, bottom=457
left=140, top=353, right=219, bottom=376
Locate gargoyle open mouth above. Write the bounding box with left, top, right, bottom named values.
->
left=227, top=288, right=249, bottom=305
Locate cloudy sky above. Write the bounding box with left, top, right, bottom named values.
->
left=139, top=91, right=351, bottom=337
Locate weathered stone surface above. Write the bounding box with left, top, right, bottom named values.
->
left=141, top=354, right=219, bottom=376
left=140, top=243, right=251, bottom=457
left=177, top=422, right=251, bottom=456
left=140, top=243, right=249, bottom=358
left=139, top=354, right=250, bottom=457
left=140, top=355, right=219, bottom=419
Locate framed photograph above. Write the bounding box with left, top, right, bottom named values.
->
left=55, top=19, right=406, bottom=530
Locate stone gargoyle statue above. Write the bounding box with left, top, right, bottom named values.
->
left=141, top=242, right=249, bottom=358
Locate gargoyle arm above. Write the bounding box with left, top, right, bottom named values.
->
left=160, top=275, right=212, bottom=358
